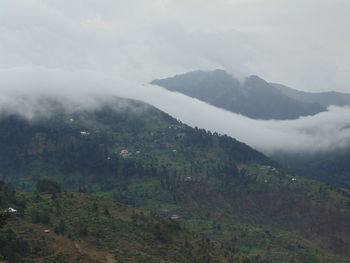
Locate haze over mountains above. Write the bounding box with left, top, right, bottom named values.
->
left=2, top=66, right=350, bottom=156
left=272, top=83, right=350, bottom=108
left=1, top=1, right=350, bottom=262
left=152, top=70, right=350, bottom=189
left=151, top=69, right=350, bottom=120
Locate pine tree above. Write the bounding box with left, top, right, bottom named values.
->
left=0, top=210, right=10, bottom=229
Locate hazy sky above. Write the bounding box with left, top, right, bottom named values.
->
left=0, top=0, right=350, bottom=155
left=1, top=0, right=350, bottom=92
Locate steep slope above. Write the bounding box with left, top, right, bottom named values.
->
left=0, top=182, right=243, bottom=263
left=151, top=70, right=325, bottom=120
left=1, top=97, right=350, bottom=262
left=271, top=83, right=350, bottom=108
left=0, top=97, right=273, bottom=191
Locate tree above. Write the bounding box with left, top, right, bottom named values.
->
left=55, top=219, right=66, bottom=234
left=36, top=179, right=62, bottom=194
left=92, top=202, right=99, bottom=216
left=0, top=210, right=10, bottom=229
left=103, top=208, right=110, bottom=217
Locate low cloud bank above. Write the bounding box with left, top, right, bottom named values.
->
left=1, top=67, right=349, bottom=155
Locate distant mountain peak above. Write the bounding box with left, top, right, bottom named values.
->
left=151, top=70, right=326, bottom=120
left=245, top=75, right=268, bottom=84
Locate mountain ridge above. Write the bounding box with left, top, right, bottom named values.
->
left=151, top=70, right=327, bottom=120
left=271, top=82, right=350, bottom=108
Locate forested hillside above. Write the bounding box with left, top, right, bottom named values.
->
left=0, top=181, right=246, bottom=263
left=272, top=149, right=350, bottom=189
left=1, top=97, right=350, bottom=262
left=0, top=98, right=273, bottom=191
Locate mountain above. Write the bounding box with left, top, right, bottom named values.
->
left=0, top=97, right=273, bottom=191
left=271, top=83, right=350, bottom=108
left=151, top=70, right=325, bottom=120
left=151, top=70, right=350, bottom=191
left=1, top=97, right=350, bottom=262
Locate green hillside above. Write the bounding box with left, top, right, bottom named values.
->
left=0, top=97, right=273, bottom=192
left=1, top=97, right=350, bottom=262
left=0, top=181, right=247, bottom=263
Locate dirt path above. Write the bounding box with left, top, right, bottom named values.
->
left=106, top=254, right=117, bottom=263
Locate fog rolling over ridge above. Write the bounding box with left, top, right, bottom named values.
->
left=3, top=2, right=350, bottom=262
left=1, top=0, right=350, bottom=156
left=1, top=66, right=350, bottom=156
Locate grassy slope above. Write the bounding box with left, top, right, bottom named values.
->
left=2, top=190, right=250, bottom=263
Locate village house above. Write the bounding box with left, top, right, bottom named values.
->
left=184, top=176, right=192, bottom=182
left=7, top=207, right=17, bottom=213
left=120, top=149, right=130, bottom=157
left=80, top=131, right=90, bottom=136
left=170, top=214, right=180, bottom=220
left=176, top=133, right=186, bottom=139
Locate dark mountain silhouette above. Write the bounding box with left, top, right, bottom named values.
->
left=272, top=83, right=350, bottom=108
left=151, top=70, right=326, bottom=120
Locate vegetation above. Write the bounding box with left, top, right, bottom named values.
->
left=0, top=98, right=350, bottom=262
left=273, top=149, right=350, bottom=190
left=0, top=182, right=256, bottom=263
left=0, top=210, right=10, bottom=229
left=36, top=179, right=62, bottom=194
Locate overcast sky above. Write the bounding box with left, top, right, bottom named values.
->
left=0, top=0, right=350, bottom=155
left=1, top=0, right=350, bottom=92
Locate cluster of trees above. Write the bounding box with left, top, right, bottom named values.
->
left=0, top=228, right=33, bottom=263
left=0, top=211, right=9, bottom=229
left=36, top=179, right=61, bottom=194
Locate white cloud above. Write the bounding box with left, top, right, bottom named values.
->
left=0, top=1, right=350, bottom=155
left=0, top=66, right=349, bottom=155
